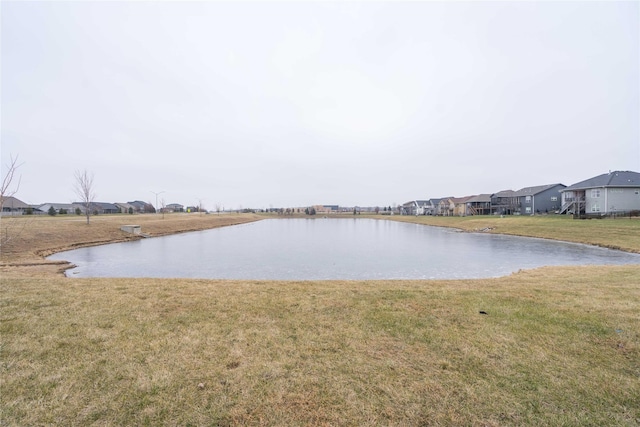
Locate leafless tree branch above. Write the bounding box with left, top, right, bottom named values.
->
left=0, top=154, right=23, bottom=209
left=74, top=169, right=96, bottom=225
left=1, top=154, right=28, bottom=248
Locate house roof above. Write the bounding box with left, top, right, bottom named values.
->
left=38, top=203, right=77, bottom=210
left=514, top=183, right=565, bottom=197
left=465, top=194, right=492, bottom=203
left=492, top=190, right=516, bottom=198
left=1, top=196, right=30, bottom=209
left=562, top=171, right=640, bottom=191
left=451, top=196, right=473, bottom=204
left=402, top=200, right=430, bottom=208
left=86, top=202, right=119, bottom=210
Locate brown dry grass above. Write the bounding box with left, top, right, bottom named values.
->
left=1, top=214, right=639, bottom=425
left=2, top=267, right=639, bottom=426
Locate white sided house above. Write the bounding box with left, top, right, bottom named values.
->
left=560, top=171, right=640, bottom=216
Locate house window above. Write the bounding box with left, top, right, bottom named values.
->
left=551, top=196, right=557, bottom=202
left=591, top=189, right=601, bottom=198
left=525, top=207, right=531, bottom=213
left=525, top=196, right=531, bottom=203
left=591, top=202, right=600, bottom=212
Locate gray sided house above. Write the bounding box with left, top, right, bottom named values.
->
left=128, top=200, right=154, bottom=213
left=1, top=196, right=31, bottom=216
left=560, top=171, right=640, bottom=216
left=38, top=203, right=77, bottom=215
left=491, top=190, right=518, bottom=215
left=516, top=184, right=565, bottom=215
left=74, top=202, right=120, bottom=215
left=491, top=184, right=565, bottom=215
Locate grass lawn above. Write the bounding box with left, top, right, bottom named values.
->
left=1, top=213, right=639, bottom=425
left=388, top=214, right=640, bottom=253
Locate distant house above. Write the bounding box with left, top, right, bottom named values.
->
left=451, top=196, right=473, bottom=216
left=465, top=194, right=492, bottom=216
left=491, top=184, right=565, bottom=215
left=312, top=205, right=339, bottom=214
left=165, top=203, right=184, bottom=213
left=1, top=196, right=31, bottom=216
left=401, top=200, right=430, bottom=215
left=560, top=171, right=640, bottom=216
left=115, top=202, right=136, bottom=214
left=74, top=202, right=120, bottom=215
left=128, top=200, right=154, bottom=213
left=491, top=190, right=518, bottom=215
left=38, top=203, right=77, bottom=215
left=516, top=184, right=566, bottom=215
left=438, top=198, right=456, bottom=216
left=425, top=198, right=442, bottom=215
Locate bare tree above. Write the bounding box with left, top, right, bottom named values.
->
left=74, top=169, right=95, bottom=224
left=215, top=203, right=222, bottom=215
left=1, top=154, right=26, bottom=248
left=160, top=198, right=166, bottom=219
left=0, top=154, right=22, bottom=209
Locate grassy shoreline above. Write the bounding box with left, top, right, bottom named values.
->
left=2, top=214, right=639, bottom=425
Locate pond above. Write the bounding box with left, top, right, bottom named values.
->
left=48, top=218, right=640, bottom=280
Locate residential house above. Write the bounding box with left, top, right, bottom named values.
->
left=165, top=203, right=184, bottom=213
left=491, top=190, right=518, bottom=215
left=38, top=203, right=77, bottom=215
left=128, top=200, right=154, bottom=213
left=491, top=184, right=564, bottom=215
left=560, top=171, right=640, bottom=216
left=115, top=202, right=136, bottom=214
left=74, top=202, right=120, bottom=215
left=452, top=196, right=473, bottom=216
left=1, top=196, right=31, bottom=216
left=438, top=198, right=455, bottom=216
left=465, top=194, right=492, bottom=215
left=401, top=200, right=430, bottom=215
left=516, top=184, right=566, bottom=215
left=312, top=205, right=339, bottom=214
left=425, top=198, right=441, bottom=215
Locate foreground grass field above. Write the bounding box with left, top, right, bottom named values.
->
left=1, top=214, right=639, bottom=425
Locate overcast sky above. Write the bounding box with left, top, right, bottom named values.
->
left=2, top=1, right=639, bottom=210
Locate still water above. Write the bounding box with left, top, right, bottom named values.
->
left=49, top=218, right=640, bottom=280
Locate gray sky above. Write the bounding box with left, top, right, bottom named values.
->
left=2, top=1, right=639, bottom=210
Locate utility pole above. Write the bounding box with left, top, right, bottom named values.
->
left=150, top=190, right=165, bottom=214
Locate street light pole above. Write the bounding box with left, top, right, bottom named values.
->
left=150, top=190, right=165, bottom=214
